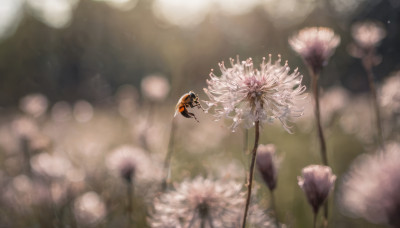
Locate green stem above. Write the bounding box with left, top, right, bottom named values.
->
left=161, top=118, right=176, bottom=191
left=241, top=121, right=260, bottom=228
left=270, top=190, right=280, bottom=228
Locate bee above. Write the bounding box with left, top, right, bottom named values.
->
left=174, top=91, right=203, bottom=122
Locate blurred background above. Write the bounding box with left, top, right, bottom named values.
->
left=0, top=0, right=399, bottom=227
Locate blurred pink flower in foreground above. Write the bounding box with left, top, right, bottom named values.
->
left=150, top=176, right=275, bottom=228
left=340, top=143, right=400, bottom=227
left=298, top=165, right=336, bottom=214
left=204, top=55, right=306, bottom=132
left=289, top=27, right=340, bottom=73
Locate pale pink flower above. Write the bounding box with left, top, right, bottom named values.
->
left=340, top=143, right=400, bottom=227
left=352, top=21, right=386, bottom=50
left=141, top=74, right=170, bottom=102
left=204, top=55, right=306, bottom=132
left=256, top=144, right=281, bottom=191
left=289, top=27, right=340, bottom=73
left=298, top=165, right=336, bottom=213
left=74, top=191, right=106, bottom=226
left=150, top=176, right=275, bottom=228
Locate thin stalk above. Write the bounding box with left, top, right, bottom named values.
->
left=127, top=183, right=134, bottom=226
left=161, top=118, right=176, bottom=191
left=310, top=70, right=328, bottom=166
left=21, top=137, right=33, bottom=176
left=270, top=190, right=280, bottom=228
left=362, top=55, right=385, bottom=151
left=243, top=129, right=249, bottom=183
left=310, top=69, right=329, bottom=226
left=200, top=218, right=205, bottom=228
left=241, top=121, right=260, bottom=228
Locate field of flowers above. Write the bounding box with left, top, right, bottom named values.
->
left=0, top=0, right=399, bottom=227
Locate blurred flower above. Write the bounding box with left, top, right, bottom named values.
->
left=379, top=72, right=400, bottom=122
left=152, top=0, right=211, bottom=28
left=215, top=0, right=259, bottom=16
left=298, top=165, right=336, bottom=214
left=339, top=143, right=400, bottom=227
left=51, top=101, right=72, bottom=122
left=351, top=21, right=386, bottom=50
left=26, top=0, right=79, bottom=29
left=19, top=93, right=48, bottom=118
left=141, top=74, right=170, bottom=102
left=11, top=116, right=39, bottom=139
left=74, top=191, right=106, bottom=226
left=2, top=175, right=55, bottom=212
left=73, top=100, right=94, bottom=123
left=92, top=0, right=138, bottom=11
left=320, top=86, right=350, bottom=125
left=0, top=0, right=24, bottom=41
left=256, top=144, right=280, bottom=191
left=289, top=27, right=340, bottom=73
left=115, top=84, right=138, bottom=118
left=106, top=145, right=162, bottom=183
left=339, top=95, right=374, bottom=143
left=262, top=0, right=316, bottom=28
left=203, top=55, right=306, bottom=132
left=30, top=152, right=72, bottom=179
left=150, top=176, right=274, bottom=228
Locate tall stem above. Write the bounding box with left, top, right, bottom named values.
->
left=243, top=129, right=249, bottom=183
left=363, top=56, right=384, bottom=151
left=161, top=118, right=176, bottom=191
left=310, top=70, right=328, bottom=166
left=241, top=121, right=260, bottom=228
left=310, top=69, right=329, bottom=226
left=270, top=190, right=280, bottom=228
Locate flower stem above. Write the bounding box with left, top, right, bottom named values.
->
left=362, top=55, right=385, bottom=151
left=241, top=121, right=260, bottom=228
left=270, top=190, right=280, bottom=228
left=161, top=118, right=176, bottom=191
left=310, top=69, right=329, bottom=226
left=310, top=70, right=328, bottom=166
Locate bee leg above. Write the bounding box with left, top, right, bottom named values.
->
left=195, top=102, right=205, bottom=111
left=181, top=109, right=199, bottom=122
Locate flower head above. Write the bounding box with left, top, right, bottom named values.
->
left=203, top=55, right=306, bottom=133
left=351, top=21, right=386, bottom=50
left=256, top=144, right=281, bottom=191
left=298, top=165, right=336, bottom=214
left=141, top=74, right=170, bottom=102
left=289, top=27, right=340, bottom=73
left=339, top=143, right=400, bottom=227
left=19, top=93, right=48, bottom=118
left=106, top=145, right=161, bottom=184
left=74, top=191, right=106, bottom=226
left=150, top=176, right=275, bottom=228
